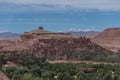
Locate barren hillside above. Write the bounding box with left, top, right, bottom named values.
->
left=92, top=28, right=120, bottom=53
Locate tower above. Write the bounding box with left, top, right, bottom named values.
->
left=39, top=26, right=43, bottom=30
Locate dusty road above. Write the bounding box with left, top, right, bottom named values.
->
left=48, top=60, right=118, bottom=65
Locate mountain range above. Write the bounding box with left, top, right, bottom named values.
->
left=0, top=32, right=21, bottom=39
left=69, top=31, right=101, bottom=36
left=0, top=31, right=100, bottom=39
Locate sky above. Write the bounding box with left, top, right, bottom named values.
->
left=0, top=0, right=120, bottom=33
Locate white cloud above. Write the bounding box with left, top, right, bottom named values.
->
left=0, top=0, right=120, bottom=11
left=59, top=27, right=98, bottom=32
left=67, top=28, right=97, bottom=32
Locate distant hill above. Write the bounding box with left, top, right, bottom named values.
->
left=93, top=28, right=120, bottom=53
left=66, top=31, right=101, bottom=38
left=0, top=32, right=21, bottom=38
left=94, top=28, right=120, bottom=40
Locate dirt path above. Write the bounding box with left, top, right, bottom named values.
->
left=48, top=60, right=118, bottom=65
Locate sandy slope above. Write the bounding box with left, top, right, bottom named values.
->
left=92, top=28, right=120, bottom=53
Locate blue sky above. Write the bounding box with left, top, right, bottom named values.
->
left=0, top=0, right=120, bottom=33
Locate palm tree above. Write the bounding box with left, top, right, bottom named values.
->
left=0, top=54, right=6, bottom=70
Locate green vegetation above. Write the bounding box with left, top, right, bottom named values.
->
left=0, top=54, right=7, bottom=70
left=1, top=53, right=120, bottom=80
left=68, top=52, right=120, bottom=63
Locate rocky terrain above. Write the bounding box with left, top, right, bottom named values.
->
left=92, top=28, right=120, bottom=53
left=0, top=27, right=110, bottom=60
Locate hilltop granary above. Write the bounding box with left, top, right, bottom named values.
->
left=0, top=71, right=9, bottom=80
left=0, top=26, right=110, bottom=60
